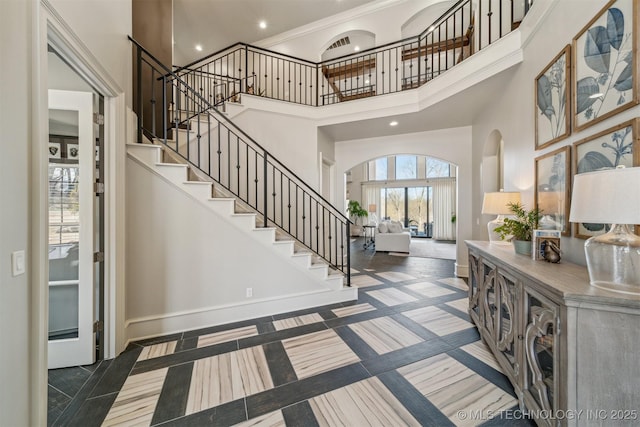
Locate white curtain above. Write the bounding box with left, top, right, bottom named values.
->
left=432, top=177, right=456, bottom=240
left=361, top=184, right=381, bottom=225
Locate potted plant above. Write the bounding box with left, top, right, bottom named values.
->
left=347, top=200, right=368, bottom=236
left=493, top=202, right=542, bottom=255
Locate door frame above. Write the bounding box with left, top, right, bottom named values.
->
left=32, top=0, right=127, bottom=422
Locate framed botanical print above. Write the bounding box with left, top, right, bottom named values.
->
left=48, top=142, right=61, bottom=159
left=535, top=45, right=571, bottom=149
left=572, top=118, right=639, bottom=238
left=572, top=0, right=639, bottom=132
left=535, top=146, right=571, bottom=236
left=67, top=143, right=79, bottom=161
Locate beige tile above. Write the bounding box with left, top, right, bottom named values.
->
left=282, top=329, right=359, bottom=379
left=273, top=313, right=324, bottom=331
left=310, top=377, right=420, bottom=427
left=349, top=317, right=423, bottom=354
left=402, top=306, right=474, bottom=336
left=460, top=341, right=503, bottom=373
left=404, top=282, right=456, bottom=298
left=351, top=275, right=384, bottom=287
left=186, top=346, right=273, bottom=414
left=439, top=277, right=469, bottom=291
left=233, top=411, right=285, bottom=427
left=197, top=325, right=259, bottom=348
left=445, top=298, right=470, bottom=315
left=137, top=341, right=177, bottom=361
left=398, top=353, right=516, bottom=427
left=366, top=288, right=418, bottom=306
left=102, top=368, right=168, bottom=426
left=331, top=303, right=376, bottom=318
left=376, top=271, right=417, bottom=282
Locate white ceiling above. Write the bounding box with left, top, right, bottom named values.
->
left=173, top=0, right=377, bottom=65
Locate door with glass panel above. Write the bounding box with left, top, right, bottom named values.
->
left=48, top=89, right=97, bottom=369
left=408, top=186, right=432, bottom=237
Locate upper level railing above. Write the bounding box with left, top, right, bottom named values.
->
left=173, top=0, right=534, bottom=108
left=131, top=37, right=352, bottom=285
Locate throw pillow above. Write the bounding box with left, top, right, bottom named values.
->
left=388, top=221, right=403, bottom=233
left=378, top=222, right=388, bottom=233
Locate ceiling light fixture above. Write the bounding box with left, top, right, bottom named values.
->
left=354, top=46, right=360, bottom=52
left=389, top=121, right=398, bottom=126
left=259, top=20, right=267, bottom=29
left=195, top=44, right=203, bottom=51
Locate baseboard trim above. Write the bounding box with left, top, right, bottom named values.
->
left=455, top=262, right=469, bottom=278
left=125, top=286, right=357, bottom=345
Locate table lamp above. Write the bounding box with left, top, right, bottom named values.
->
left=569, top=167, right=640, bottom=295
left=537, top=190, right=563, bottom=230
left=368, top=204, right=378, bottom=225
left=482, top=191, right=521, bottom=243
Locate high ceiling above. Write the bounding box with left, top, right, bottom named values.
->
left=173, top=0, right=378, bottom=65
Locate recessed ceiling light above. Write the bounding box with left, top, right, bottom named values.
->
left=259, top=20, right=267, bottom=29
left=195, top=44, right=203, bottom=51
left=354, top=46, right=360, bottom=52
left=389, top=121, right=398, bottom=126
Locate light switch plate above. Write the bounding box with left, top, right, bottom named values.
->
left=12, top=250, right=25, bottom=277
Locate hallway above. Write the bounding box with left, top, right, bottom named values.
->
left=48, top=247, right=533, bottom=426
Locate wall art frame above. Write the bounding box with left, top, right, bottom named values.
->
left=572, top=0, right=639, bottom=132
left=535, top=45, right=571, bottom=150
left=572, top=118, right=640, bottom=238
left=534, top=146, right=571, bottom=236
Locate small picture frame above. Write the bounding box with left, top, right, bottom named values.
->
left=48, top=142, right=61, bottom=159
left=67, top=143, right=79, bottom=160
left=572, top=0, right=639, bottom=132
left=535, top=45, right=571, bottom=150
left=535, top=146, right=571, bottom=236
left=572, top=118, right=639, bottom=238
left=532, top=229, right=562, bottom=261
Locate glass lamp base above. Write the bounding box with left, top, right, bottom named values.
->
left=488, top=215, right=511, bottom=244
left=584, top=224, right=640, bottom=295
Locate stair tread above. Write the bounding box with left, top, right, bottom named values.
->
left=183, top=181, right=211, bottom=185
left=156, top=162, right=187, bottom=168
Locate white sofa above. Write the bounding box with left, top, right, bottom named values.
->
left=375, top=220, right=411, bottom=253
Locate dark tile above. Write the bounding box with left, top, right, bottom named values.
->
left=322, top=304, right=395, bottom=329
left=377, top=370, right=454, bottom=426
left=246, top=362, right=370, bottom=419
left=151, top=362, right=194, bottom=425
left=48, top=386, right=71, bottom=426
left=440, top=327, right=481, bottom=348
left=363, top=338, right=452, bottom=376
left=48, top=366, right=92, bottom=398
left=447, top=348, right=516, bottom=396
left=51, top=359, right=112, bottom=427
left=90, top=347, right=142, bottom=397
left=155, top=398, right=246, bottom=427
left=62, top=393, right=117, bottom=427
left=282, top=401, right=320, bottom=427
left=238, top=322, right=327, bottom=349
left=257, top=321, right=276, bottom=334
left=132, top=332, right=184, bottom=347
left=174, top=336, right=198, bottom=353
left=263, top=341, right=297, bottom=386
left=333, top=324, right=378, bottom=361
left=80, top=361, right=102, bottom=373
left=131, top=341, right=237, bottom=375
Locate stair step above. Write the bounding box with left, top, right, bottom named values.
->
left=252, top=227, right=277, bottom=244
left=230, top=213, right=257, bottom=229
left=155, top=163, right=189, bottom=183
left=182, top=181, right=212, bottom=199
left=206, top=198, right=237, bottom=216
left=291, top=252, right=312, bottom=267
left=127, top=143, right=163, bottom=164
left=272, top=240, right=295, bottom=256
left=325, top=274, right=345, bottom=291
left=308, top=263, right=329, bottom=279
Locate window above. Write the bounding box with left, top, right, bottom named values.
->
left=426, top=157, right=450, bottom=177
left=395, top=155, right=417, bottom=180
left=369, top=157, right=388, bottom=180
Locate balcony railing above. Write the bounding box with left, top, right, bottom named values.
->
left=173, top=0, right=534, bottom=109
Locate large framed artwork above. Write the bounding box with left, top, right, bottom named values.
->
left=572, top=118, right=639, bottom=238
left=572, top=0, right=639, bottom=132
left=535, top=45, right=571, bottom=150
left=535, top=146, right=571, bottom=236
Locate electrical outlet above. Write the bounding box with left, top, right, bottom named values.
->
left=246, top=287, right=253, bottom=298
left=12, top=250, right=25, bottom=277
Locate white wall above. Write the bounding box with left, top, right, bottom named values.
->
left=470, top=0, right=640, bottom=265
left=0, top=1, right=32, bottom=423
left=335, top=126, right=472, bottom=275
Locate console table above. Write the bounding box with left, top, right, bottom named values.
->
left=466, top=241, right=640, bottom=427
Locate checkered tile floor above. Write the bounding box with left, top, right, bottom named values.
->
left=48, top=246, right=534, bottom=426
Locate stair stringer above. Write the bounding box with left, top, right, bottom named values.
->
left=125, top=143, right=356, bottom=343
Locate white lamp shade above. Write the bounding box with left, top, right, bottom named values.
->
left=482, top=192, right=521, bottom=215
left=570, top=167, right=640, bottom=225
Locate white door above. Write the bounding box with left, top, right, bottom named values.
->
left=48, top=89, right=96, bottom=369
